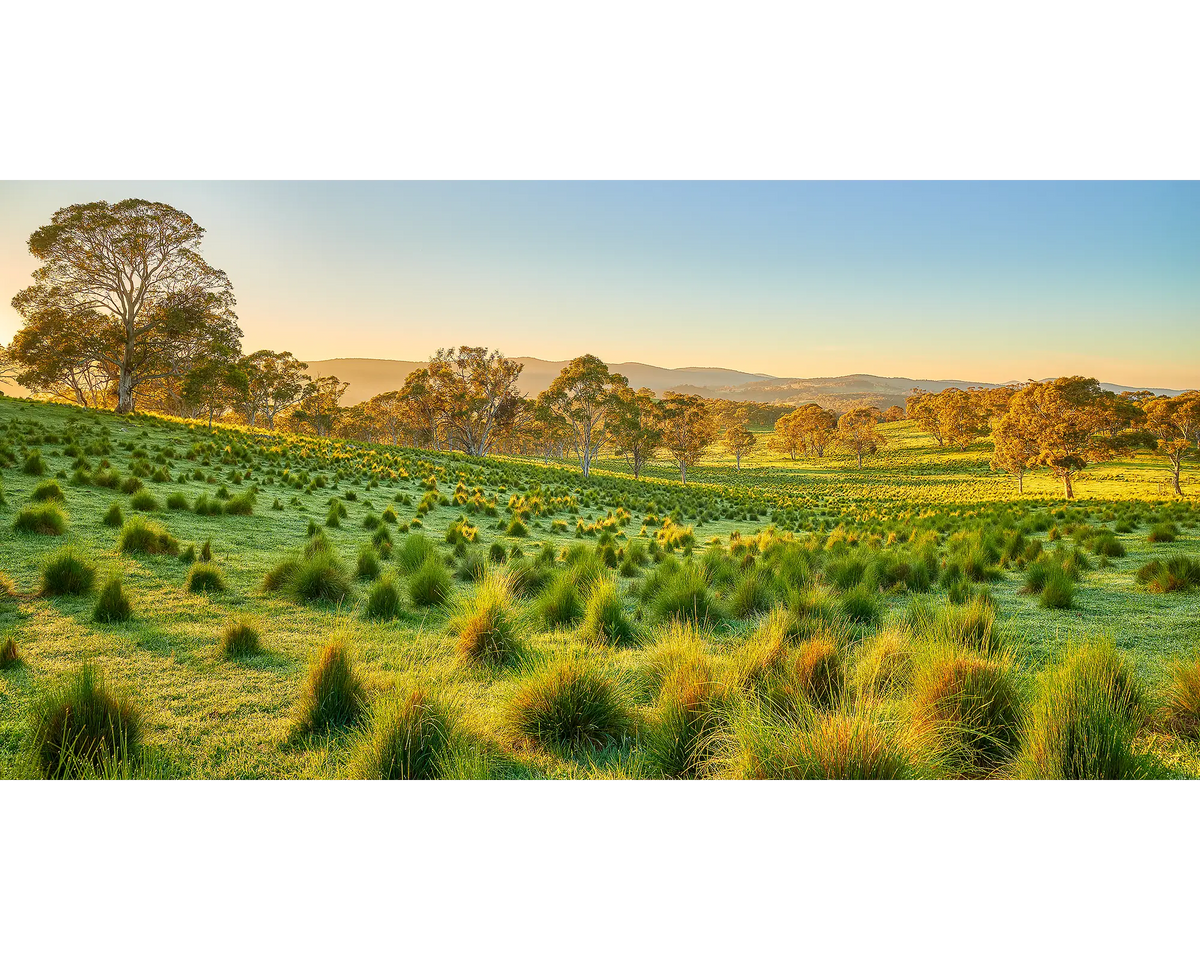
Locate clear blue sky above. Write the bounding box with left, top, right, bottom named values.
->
left=1, top=181, right=1197, bottom=387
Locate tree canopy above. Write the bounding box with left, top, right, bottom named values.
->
left=10, top=199, right=240, bottom=413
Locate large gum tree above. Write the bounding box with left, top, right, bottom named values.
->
left=10, top=199, right=239, bottom=413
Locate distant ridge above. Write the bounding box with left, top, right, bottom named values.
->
left=301, top=358, right=1194, bottom=410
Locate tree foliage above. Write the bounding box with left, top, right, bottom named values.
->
left=10, top=199, right=240, bottom=413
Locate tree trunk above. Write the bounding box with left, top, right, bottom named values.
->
left=1063, top=473, right=1074, bottom=499
left=857, top=449, right=863, bottom=469
left=1172, top=465, right=1182, bottom=496
left=1017, top=471, right=1024, bottom=495
left=679, top=462, right=687, bottom=483
left=117, top=364, right=134, bottom=414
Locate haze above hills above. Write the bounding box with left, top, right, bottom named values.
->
left=303, top=357, right=1193, bottom=411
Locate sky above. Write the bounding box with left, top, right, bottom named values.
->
left=0, top=180, right=1196, bottom=388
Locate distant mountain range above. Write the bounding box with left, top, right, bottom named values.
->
left=2, top=356, right=1189, bottom=412
left=303, top=358, right=1194, bottom=411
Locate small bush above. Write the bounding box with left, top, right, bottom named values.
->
left=507, top=655, right=631, bottom=750
left=14, top=503, right=68, bottom=536
left=350, top=687, right=453, bottom=779
left=32, top=664, right=142, bottom=778
left=40, top=546, right=97, bottom=596
left=219, top=619, right=262, bottom=658
left=186, top=562, right=226, bottom=594
left=92, top=574, right=133, bottom=623
left=295, top=639, right=366, bottom=734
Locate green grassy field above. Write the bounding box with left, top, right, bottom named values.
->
left=1, top=395, right=1198, bottom=779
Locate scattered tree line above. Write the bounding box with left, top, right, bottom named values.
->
left=4, top=199, right=1198, bottom=497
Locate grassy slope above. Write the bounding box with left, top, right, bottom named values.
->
left=1, top=397, right=1197, bottom=779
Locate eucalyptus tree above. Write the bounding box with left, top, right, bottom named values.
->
left=537, top=355, right=628, bottom=478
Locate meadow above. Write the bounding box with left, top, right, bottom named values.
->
left=1, top=395, right=1198, bottom=779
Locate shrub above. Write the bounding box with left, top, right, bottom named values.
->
left=186, top=562, right=226, bottom=594
left=365, top=572, right=403, bottom=620
left=31, top=479, right=65, bottom=502
left=14, top=503, right=68, bottom=536
left=118, top=516, right=179, bottom=555
left=577, top=578, right=636, bottom=647
left=40, top=546, right=97, bottom=596
left=219, top=619, right=262, bottom=658
left=102, top=502, right=124, bottom=527
left=350, top=687, right=453, bottom=779
left=1014, top=645, right=1147, bottom=779
left=295, top=639, right=366, bottom=734
left=451, top=571, right=521, bottom=665
left=32, top=664, right=142, bottom=778
left=409, top=554, right=451, bottom=608
left=507, top=655, right=631, bottom=750
left=92, top=574, right=133, bottom=623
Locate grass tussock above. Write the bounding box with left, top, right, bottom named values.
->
left=93, top=574, right=133, bottom=623
left=349, top=686, right=453, bottom=779
left=507, top=654, right=632, bottom=751
left=118, top=515, right=179, bottom=555
left=40, top=546, right=97, bottom=596
left=577, top=578, right=636, bottom=646
left=295, top=638, right=367, bottom=735
left=219, top=619, right=263, bottom=658
left=450, top=570, right=522, bottom=665
left=1014, top=645, right=1148, bottom=780
left=14, top=502, right=68, bottom=536
left=32, top=663, right=142, bottom=778
left=186, top=562, right=226, bottom=594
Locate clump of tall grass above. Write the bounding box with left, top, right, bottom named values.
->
left=507, top=654, right=632, bottom=750
left=31, top=663, right=142, bottom=778
left=1147, top=522, right=1178, bottom=543
left=409, top=555, right=451, bottom=607
left=364, top=572, right=403, bottom=620
left=265, top=542, right=351, bottom=604
left=118, top=516, right=179, bottom=555
left=102, top=502, right=124, bottom=527
left=1039, top=568, right=1075, bottom=609
left=909, top=648, right=1024, bottom=772
left=129, top=490, right=160, bottom=512
left=356, top=545, right=381, bottom=581
left=349, top=687, right=453, bottom=779
left=1162, top=656, right=1200, bottom=739
left=294, top=638, right=366, bottom=734
left=40, top=546, right=97, bottom=596
left=395, top=532, right=437, bottom=573
left=719, top=701, right=936, bottom=780
left=186, top=562, right=226, bottom=594
left=1, top=635, right=22, bottom=670
left=1136, top=555, right=1200, bottom=594
left=450, top=570, right=521, bottom=665
left=92, top=574, right=133, bottom=622
left=651, top=563, right=721, bottom=626
left=577, top=578, right=635, bottom=646
left=646, top=658, right=725, bottom=778
left=1013, top=644, right=1147, bottom=779
left=906, top=595, right=1005, bottom=655
left=14, top=502, right=68, bottom=535
left=535, top=569, right=585, bottom=628
left=219, top=618, right=262, bottom=658
left=852, top=625, right=914, bottom=697
left=31, top=479, right=65, bottom=502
